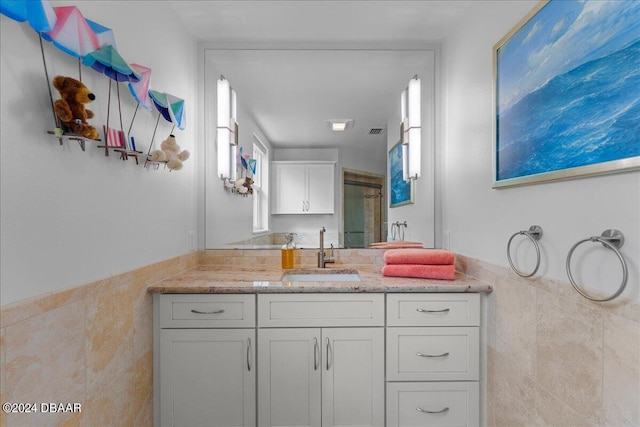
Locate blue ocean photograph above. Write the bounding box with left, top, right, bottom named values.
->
left=495, top=0, right=640, bottom=185
left=389, top=141, right=413, bottom=207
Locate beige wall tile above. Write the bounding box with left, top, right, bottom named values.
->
left=1, top=328, right=5, bottom=427
left=603, top=313, right=640, bottom=426
left=536, top=290, right=604, bottom=424
left=534, top=385, right=591, bottom=427
left=493, top=275, right=537, bottom=377
left=489, top=350, right=536, bottom=426
left=84, top=283, right=136, bottom=425
left=4, top=302, right=85, bottom=427
left=134, top=350, right=154, bottom=427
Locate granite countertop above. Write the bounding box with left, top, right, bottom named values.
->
left=147, top=265, right=492, bottom=294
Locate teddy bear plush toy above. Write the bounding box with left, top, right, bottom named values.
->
left=150, top=134, right=190, bottom=170
left=52, top=76, right=99, bottom=140
left=233, top=176, right=254, bottom=194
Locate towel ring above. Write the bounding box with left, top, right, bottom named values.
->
left=507, top=225, right=543, bottom=277
left=566, top=229, right=627, bottom=302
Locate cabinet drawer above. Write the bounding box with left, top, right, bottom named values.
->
left=387, top=327, right=479, bottom=381
left=258, top=294, right=384, bottom=327
left=387, top=293, right=480, bottom=326
left=159, top=294, right=255, bottom=328
left=386, top=382, right=479, bottom=427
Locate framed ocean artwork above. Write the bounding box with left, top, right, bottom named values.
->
left=389, top=141, right=414, bottom=207
left=493, top=0, right=640, bottom=188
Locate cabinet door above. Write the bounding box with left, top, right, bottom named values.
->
left=307, top=164, right=334, bottom=214
left=322, top=328, right=385, bottom=427
left=160, top=329, right=255, bottom=427
left=272, top=163, right=306, bottom=214
left=258, top=328, right=322, bottom=427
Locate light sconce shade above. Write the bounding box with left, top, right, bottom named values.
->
left=217, top=76, right=238, bottom=180
left=401, top=76, right=421, bottom=180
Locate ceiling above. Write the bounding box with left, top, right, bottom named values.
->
left=168, top=1, right=471, bottom=149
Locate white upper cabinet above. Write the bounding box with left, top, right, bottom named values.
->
left=272, top=161, right=335, bottom=214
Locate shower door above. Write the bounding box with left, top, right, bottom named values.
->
left=343, top=181, right=383, bottom=248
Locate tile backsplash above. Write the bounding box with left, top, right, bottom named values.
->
left=1, top=250, right=637, bottom=426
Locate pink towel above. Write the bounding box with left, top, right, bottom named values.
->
left=382, top=264, right=455, bottom=280
left=384, top=249, right=455, bottom=265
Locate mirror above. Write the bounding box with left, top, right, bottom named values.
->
left=204, top=48, right=436, bottom=249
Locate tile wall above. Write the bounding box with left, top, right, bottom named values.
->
left=456, top=255, right=640, bottom=427
left=1, top=249, right=637, bottom=426
left=0, top=253, right=199, bottom=427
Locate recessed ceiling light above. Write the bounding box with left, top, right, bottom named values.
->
left=327, top=119, right=353, bottom=131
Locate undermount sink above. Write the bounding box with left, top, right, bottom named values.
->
left=281, top=269, right=361, bottom=282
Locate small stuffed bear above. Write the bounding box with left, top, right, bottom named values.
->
left=52, top=75, right=99, bottom=140
left=150, top=134, right=190, bottom=170
left=234, top=176, right=254, bottom=194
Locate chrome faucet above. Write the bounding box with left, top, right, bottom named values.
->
left=318, top=227, right=335, bottom=268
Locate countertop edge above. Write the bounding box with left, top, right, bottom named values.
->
left=147, top=284, right=493, bottom=294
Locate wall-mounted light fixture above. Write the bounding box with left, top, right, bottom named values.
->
left=217, top=76, right=237, bottom=181
left=400, top=75, right=421, bottom=180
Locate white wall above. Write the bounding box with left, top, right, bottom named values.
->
left=443, top=1, right=640, bottom=301
left=0, top=1, right=198, bottom=305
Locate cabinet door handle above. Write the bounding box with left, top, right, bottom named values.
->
left=247, top=337, right=252, bottom=372
left=313, top=337, right=319, bottom=371
left=416, top=352, right=450, bottom=358
left=191, top=309, right=225, bottom=315
left=325, top=337, right=331, bottom=370
left=416, top=406, right=449, bottom=414
left=416, top=308, right=450, bottom=313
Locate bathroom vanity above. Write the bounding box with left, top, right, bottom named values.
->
left=150, top=266, right=490, bottom=427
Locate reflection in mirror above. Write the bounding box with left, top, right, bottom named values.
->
left=343, top=169, right=386, bottom=248
left=204, top=49, right=436, bottom=249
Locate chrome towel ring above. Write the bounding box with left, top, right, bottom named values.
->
left=566, top=229, right=627, bottom=302
left=507, top=225, right=543, bottom=277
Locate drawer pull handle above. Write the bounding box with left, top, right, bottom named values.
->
left=416, top=406, right=449, bottom=414
left=190, top=309, right=225, bottom=315
left=416, top=308, right=450, bottom=313
left=416, top=352, right=450, bottom=358
left=247, top=337, right=252, bottom=372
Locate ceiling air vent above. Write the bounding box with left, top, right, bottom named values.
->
left=369, top=128, right=383, bottom=135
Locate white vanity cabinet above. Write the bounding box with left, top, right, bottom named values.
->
left=271, top=161, right=335, bottom=214
left=257, top=294, right=385, bottom=427
left=155, top=294, right=256, bottom=427
left=154, top=292, right=484, bottom=427
left=385, top=293, right=480, bottom=427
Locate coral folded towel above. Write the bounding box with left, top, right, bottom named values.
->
left=382, top=264, right=455, bottom=280
left=383, top=248, right=455, bottom=265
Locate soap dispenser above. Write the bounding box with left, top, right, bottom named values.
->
left=281, top=233, right=296, bottom=269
